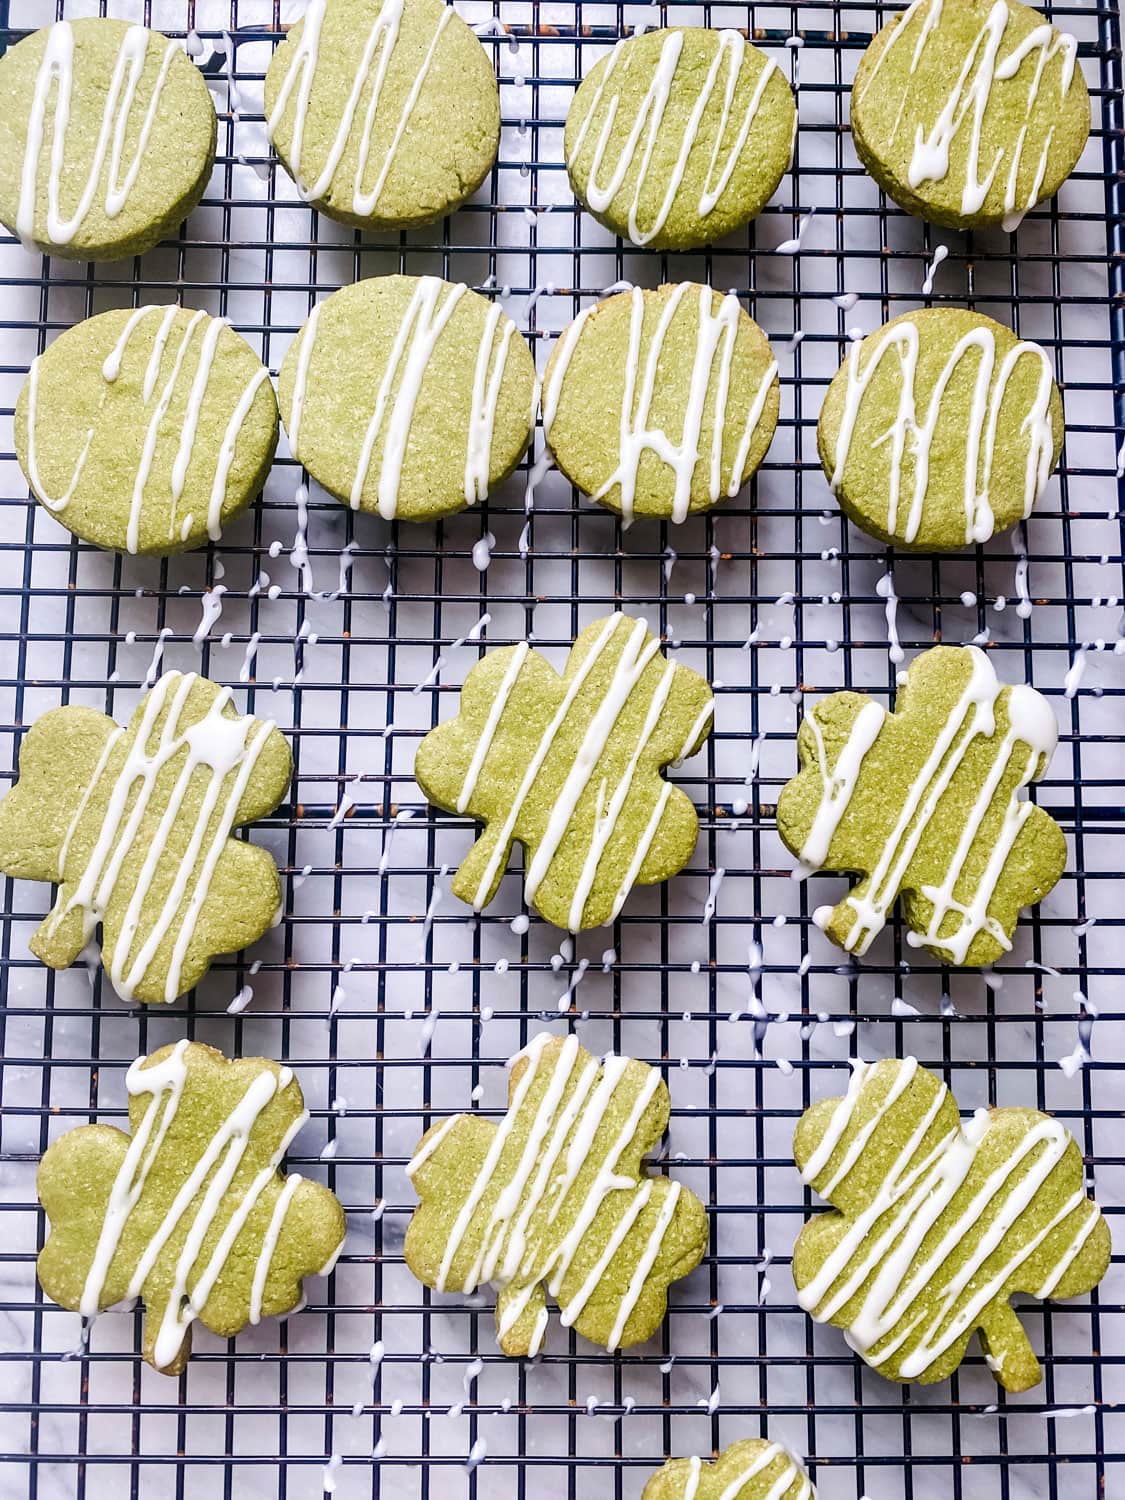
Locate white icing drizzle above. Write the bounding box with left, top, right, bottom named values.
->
left=796, top=700, right=885, bottom=873
left=18, top=22, right=182, bottom=247
left=671, top=1446, right=810, bottom=1500
left=45, top=671, right=277, bottom=1001
left=858, top=0, right=1079, bottom=227
left=799, top=1059, right=1102, bottom=1384
left=78, top=1041, right=313, bottom=1370
left=406, top=1033, right=691, bottom=1352
left=544, top=284, right=777, bottom=524
left=568, top=30, right=780, bottom=246
left=266, top=0, right=452, bottom=216
left=828, top=317, right=1056, bottom=545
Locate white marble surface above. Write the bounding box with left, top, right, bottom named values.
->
left=0, top=1, right=1122, bottom=1497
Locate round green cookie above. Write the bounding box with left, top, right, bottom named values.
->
left=264, top=0, right=500, bottom=231
left=565, top=27, right=795, bottom=250
left=278, top=275, right=537, bottom=523
left=15, top=306, right=279, bottom=557
left=851, top=0, right=1090, bottom=230
left=818, top=307, right=1063, bottom=550
left=0, top=18, right=216, bottom=261
left=543, top=282, right=779, bottom=524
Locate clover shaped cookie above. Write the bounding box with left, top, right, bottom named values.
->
left=37, top=1041, right=346, bottom=1375
left=405, top=1032, right=708, bottom=1356
left=777, top=645, right=1066, bottom=966
left=644, top=1441, right=813, bottom=1500
left=793, top=1058, right=1110, bottom=1391
left=0, top=671, right=292, bottom=1002
left=414, top=613, right=714, bottom=930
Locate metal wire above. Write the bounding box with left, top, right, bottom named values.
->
left=0, top=0, right=1122, bottom=1496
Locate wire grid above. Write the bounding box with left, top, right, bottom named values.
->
left=0, top=0, right=1123, bottom=1496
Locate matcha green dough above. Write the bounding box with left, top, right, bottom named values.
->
left=414, top=612, right=714, bottom=930
left=38, top=1040, right=346, bottom=1375
left=0, top=17, right=216, bottom=261
left=644, top=1442, right=813, bottom=1500
left=793, top=1057, right=1111, bottom=1391
left=777, top=644, right=1066, bottom=967
left=405, top=1032, right=708, bottom=1356
left=15, top=305, right=278, bottom=556
left=851, top=0, right=1090, bottom=230
left=565, top=27, right=795, bottom=250
left=278, top=273, right=536, bottom=522
left=0, top=671, right=292, bottom=1004
left=264, top=0, right=500, bottom=230
left=543, top=282, right=779, bottom=524
left=818, top=308, right=1063, bottom=549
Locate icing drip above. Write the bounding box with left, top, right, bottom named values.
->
left=829, top=318, right=1055, bottom=545
left=544, top=283, right=777, bottom=524
left=18, top=22, right=182, bottom=247
left=46, top=671, right=277, bottom=1001
left=673, top=1446, right=810, bottom=1500
left=568, top=30, right=780, bottom=246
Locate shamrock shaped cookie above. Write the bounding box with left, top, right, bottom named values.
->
left=777, top=645, right=1066, bottom=966
left=644, top=1441, right=813, bottom=1500
left=38, top=1041, right=346, bottom=1375
left=793, top=1057, right=1110, bottom=1392
left=404, top=1032, right=708, bottom=1356
left=0, top=671, right=292, bottom=1003
left=414, top=613, right=714, bottom=930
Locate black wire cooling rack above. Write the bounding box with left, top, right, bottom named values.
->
left=0, top=0, right=1123, bottom=1496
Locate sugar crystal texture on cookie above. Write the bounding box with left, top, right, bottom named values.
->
left=851, top=0, right=1090, bottom=230
left=405, top=1032, right=708, bottom=1356
left=413, top=613, right=714, bottom=930
left=565, top=27, right=795, bottom=250
left=278, top=274, right=537, bottom=522
left=817, top=308, right=1063, bottom=549
left=792, top=1057, right=1110, bottom=1391
left=15, top=305, right=279, bottom=556
left=0, top=671, right=293, bottom=1003
left=265, top=0, right=500, bottom=230
left=37, top=1040, right=346, bottom=1375
left=776, top=645, right=1065, bottom=966
left=643, top=1440, right=814, bottom=1500
left=0, top=17, right=217, bottom=260
left=543, top=283, right=779, bottom=524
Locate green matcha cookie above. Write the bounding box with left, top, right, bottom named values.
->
left=38, top=1040, right=346, bottom=1375
left=851, top=0, right=1090, bottom=230
left=543, top=283, right=779, bottom=524
left=565, top=28, right=795, bottom=250
left=15, top=305, right=279, bottom=556
left=278, top=274, right=536, bottom=522
left=644, top=1442, right=814, bottom=1500
left=0, top=18, right=216, bottom=261
left=0, top=671, right=292, bottom=1004
left=414, top=612, right=714, bottom=930
left=265, top=0, right=500, bottom=230
left=405, top=1032, right=708, bottom=1356
left=777, top=644, right=1065, bottom=966
left=793, top=1057, right=1110, bottom=1391
left=818, top=308, right=1063, bottom=549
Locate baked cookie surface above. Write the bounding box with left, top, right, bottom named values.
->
left=643, top=1441, right=813, bottom=1500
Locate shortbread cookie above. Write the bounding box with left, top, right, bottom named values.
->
left=414, top=612, right=714, bottom=930
left=0, top=672, right=292, bottom=1004
left=793, top=1057, right=1110, bottom=1391
left=776, top=645, right=1065, bottom=966
left=278, top=275, right=536, bottom=522
left=38, top=1040, right=346, bottom=1375
left=405, top=1032, right=708, bottom=1356
left=565, top=27, right=795, bottom=250
left=0, top=18, right=216, bottom=260
left=265, top=0, right=500, bottom=230
left=15, top=305, right=279, bottom=555
left=818, top=308, right=1063, bottom=550
left=644, top=1442, right=813, bottom=1500
left=543, top=283, right=779, bottom=523
left=851, top=0, right=1090, bottom=230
